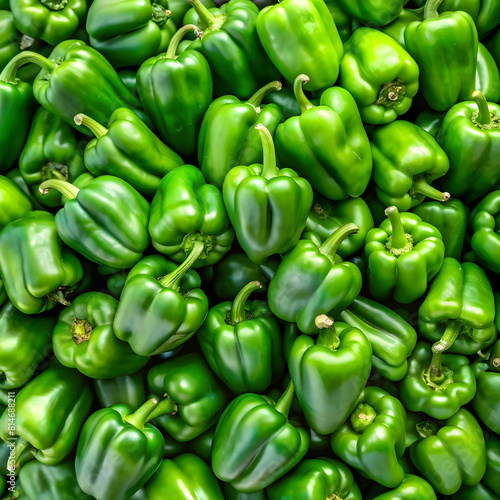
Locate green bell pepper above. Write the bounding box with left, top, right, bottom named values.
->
left=0, top=12, right=20, bottom=72
left=146, top=454, right=224, bottom=499
left=330, top=386, right=406, bottom=488
left=472, top=358, right=500, bottom=433
left=198, top=80, right=283, bottom=187
left=86, top=0, right=175, bottom=68
left=76, top=398, right=164, bottom=500
left=414, top=110, right=445, bottom=139
left=409, top=409, right=486, bottom=494
left=438, top=0, right=500, bottom=36
left=223, top=124, right=313, bottom=264
left=275, top=75, right=372, bottom=201
left=324, top=0, right=354, bottom=43
left=212, top=380, right=309, bottom=493
left=113, top=252, right=209, bottom=356
left=370, top=121, right=451, bottom=211
left=381, top=7, right=424, bottom=48
left=0, top=363, right=93, bottom=467
left=147, top=352, right=228, bottom=441
left=167, top=0, right=214, bottom=25
left=365, top=206, right=445, bottom=304
left=268, top=223, right=362, bottom=334
left=484, top=436, right=500, bottom=493
left=370, top=474, right=437, bottom=500
left=137, top=25, right=213, bottom=157
left=333, top=0, right=404, bottom=26
left=0, top=211, right=84, bottom=314
left=0, top=176, right=32, bottom=231
left=256, top=0, right=343, bottom=91
left=39, top=176, right=150, bottom=269
left=263, top=87, right=302, bottom=120
left=448, top=482, right=500, bottom=500
left=340, top=295, right=418, bottom=381
left=400, top=342, right=476, bottom=419
left=477, top=42, right=500, bottom=103
left=198, top=281, right=284, bottom=394
left=5, top=168, right=44, bottom=211
left=0, top=302, right=56, bottom=389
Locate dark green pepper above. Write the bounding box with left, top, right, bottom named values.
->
left=414, top=110, right=445, bottom=139
left=0, top=12, right=20, bottom=72
left=333, top=0, right=404, bottom=26
left=477, top=42, right=500, bottom=103
left=369, top=474, right=437, bottom=500
left=0, top=176, right=32, bottom=231
left=472, top=357, right=500, bottom=434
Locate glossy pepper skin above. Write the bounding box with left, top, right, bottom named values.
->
left=477, top=43, right=500, bottom=103
left=404, top=0, right=478, bottom=112
left=381, top=8, right=424, bottom=48
left=86, top=0, right=174, bottom=68
left=334, top=0, right=404, bottom=26
left=269, top=224, right=362, bottom=334
left=365, top=206, right=445, bottom=304
left=275, top=75, right=372, bottom=201
left=76, top=109, right=183, bottom=197
left=0, top=211, right=83, bottom=315
left=418, top=258, right=497, bottom=355
left=113, top=252, right=209, bottom=356
left=472, top=359, right=500, bottom=434
left=212, top=381, right=309, bottom=493
left=223, top=124, right=313, bottom=264
left=289, top=317, right=372, bottom=435
left=340, top=295, right=417, bottom=381
left=410, top=409, right=486, bottom=495
left=198, top=281, right=283, bottom=394
left=0, top=176, right=32, bottom=230
left=198, top=80, right=283, bottom=188
left=330, top=387, right=406, bottom=488
left=40, top=176, right=150, bottom=269
left=10, top=0, right=87, bottom=46
left=137, top=25, right=213, bottom=157
left=340, top=29, right=419, bottom=125
left=257, top=0, right=343, bottom=91
left=0, top=302, right=56, bottom=389
left=147, top=352, right=228, bottom=441
left=150, top=165, right=234, bottom=267
left=76, top=399, right=164, bottom=500
left=267, top=457, right=362, bottom=500
left=370, top=474, right=437, bottom=500
left=0, top=363, right=93, bottom=467
left=370, top=121, right=451, bottom=211
left=146, top=454, right=224, bottom=500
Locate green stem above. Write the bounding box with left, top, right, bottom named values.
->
left=158, top=241, right=205, bottom=291
left=124, top=398, right=160, bottom=430
left=416, top=421, right=440, bottom=438
left=351, top=403, right=377, bottom=433
left=74, top=113, right=108, bottom=139
left=46, top=288, right=72, bottom=306
left=424, top=0, right=443, bottom=19
left=274, top=380, right=295, bottom=418
left=293, top=74, right=315, bottom=114
left=426, top=347, right=444, bottom=384
left=152, top=3, right=170, bottom=26
left=231, top=281, right=262, bottom=324
left=39, top=179, right=80, bottom=200
left=72, top=318, right=92, bottom=345
left=315, top=315, right=340, bottom=351
left=411, top=176, right=450, bottom=202
left=166, top=24, right=202, bottom=58
left=187, top=0, right=217, bottom=27
left=14, top=437, right=33, bottom=468
left=319, top=223, right=359, bottom=262
left=433, top=320, right=462, bottom=353
left=255, top=124, right=279, bottom=179
left=0, top=51, right=56, bottom=84
left=375, top=79, right=406, bottom=108
left=40, top=0, right=68, bottom=10
left=385, top=206, right=410, bottom=251
left=472, top=90, right=491, bottom=127
left=247, top=81, right=282, bottom=107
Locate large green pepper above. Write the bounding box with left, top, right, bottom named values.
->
left=409, top=409, right=486, bottom=494
left=212, top=381, right=309, bottom=493
left=477, top=42, right=500, bottom=103
left=365, top=206, right=445, bottom=304
left=256, top=0, right=343, bottom=91
left=275, top=75, right=372, bottom=201
left=268, top=223, right=362, bottom=334
left=404, top=0, right=478, bottom=111
left=0, top=211, right=83, bottom=314
left=137, top=25, right=213, bottom=157
left=289, top=316, right=372, bottom=435
left=370, top=121, right=450, bottom=211
left=39, top=176, right=150, bottom=269
left=75, top=398, right=164, bottom=500
left=333, top=0, right=404, bottom=26
left=198, top=281, right=284, bottom=394
left=0, top=176, right=32, bottom=231
left=472, top=358, right=500, bottom=433
left=113, top=252, right=209, bottom=356
left=330, top=387, right=406, bottom=488
left=0, top=363, right=93, bottom=467
left=340, top=28, right=419, bottom=125
left=418, top=258, right=497, bottom=355
left=10, top=0, right=87, bottom=45
left=266, top=457, right=362, bottom=500
left=147, top=352, right=228, bottom=441
left=86, top=0, right=174, bottom=68
left=149, top=165, right=234, bottom=267
left=223, top=124, right=313, bottom=264
left=370, top=474, right=437, bottom=500
left=438, top=0, right=500, bottom=36
left=340, top=295, right=418, bottom=381
left=146, top=454, right=224, bottom=499
left=198, top=80, right=283, bottom=187
left=0, top=302, right=56, bottom=389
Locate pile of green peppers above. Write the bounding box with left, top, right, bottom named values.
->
left=1, top=0, right=500, bottom=498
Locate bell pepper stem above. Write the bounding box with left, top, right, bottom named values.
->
left=426, top=321, right=462, bottom=383
left=411, top=176, right=450, bottom=202
left=46, top=288, right=72, bottom=306
left=40, top=0, right=68, bottom=10
left=424, top=0, right=443, bottom=19
left=166, top=24, right=202, bottom=58
left=247, top=81, right=282, bottom=108
left=231, top=281, right=262, bottom=324
left=124, top=398, right=160, bottom=430
left=14, top=437, right=32, bottom=469
left=152, top=3, right=171, bottom=26
left=74, top=113, right=108, bottom=139
left=385, top=206, right=412, bottom=253
left=472, top=90, right=492, bottom=127
left=158, top=241, right=205, bottom=291
left=274, top=379, right=295, bottom=419
left=148, top=395, right=178, bottom=420
left=351, top=403, right=377, bottom=433
left=319, top=223, right=359, bottom=262
left=315, top=315, right=341, bottom=350
left=293, top=74, right=315, bottom=114
left=255, top=124, right=279, bottom=179
left=434, top=320, right=462, bottom=353
left=187, top=0, right=218, bottom=28
left=0, top=51, right=56, bottom=84
left=38, top=179, right=80, bottom=200
left=416, top=421, right=440, bottom=438
left=72, top=318, right=92, bottom=345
